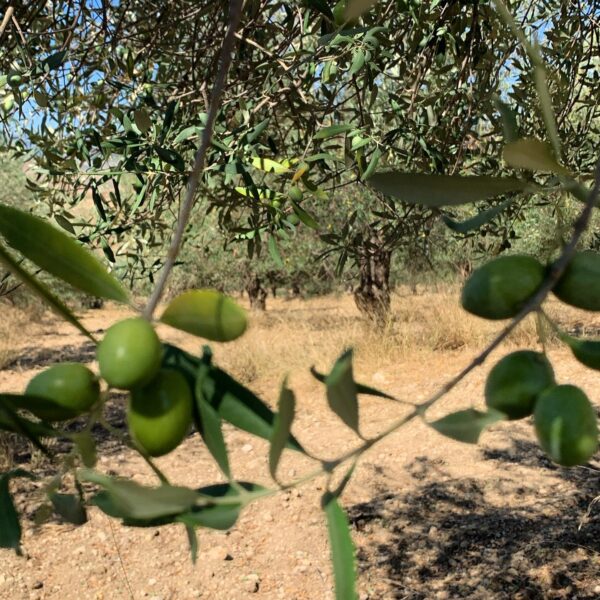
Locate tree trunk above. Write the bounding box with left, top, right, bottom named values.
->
left=245, top=274, right=267, bottom=310
left=353, top=234, right=392, bottom=325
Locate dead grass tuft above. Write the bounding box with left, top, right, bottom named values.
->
left=207, top=285, right=567, bottom=386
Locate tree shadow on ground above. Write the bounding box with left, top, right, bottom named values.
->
left=351, top=441, right=600, bottom=600
left=4, top=341, right=97, bottom=371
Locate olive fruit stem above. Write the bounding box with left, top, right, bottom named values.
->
left=99, top=416, right=170, bottom=485
left=143, top=0, right=243, bottom=319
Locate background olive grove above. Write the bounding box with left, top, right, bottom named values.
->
left=1, top=0, right=598, bottom=316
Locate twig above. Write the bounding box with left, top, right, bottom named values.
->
left=0, top=6, right=14, bottom=37
left=305, top=157, right=600, bottom=478
left=143, top=0, right=244, bottom=319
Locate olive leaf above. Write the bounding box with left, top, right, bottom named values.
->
left=0, top=205, right=128, bottom=303
left=369, top=173, right=527, bottom=207
left=428, top=408, right=505, bottom=444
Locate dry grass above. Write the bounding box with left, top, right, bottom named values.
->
left=0, top=303, right=34, bottom=370
left=208, top=284, right=571, bottom=386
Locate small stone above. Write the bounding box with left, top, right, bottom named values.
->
left=241, top=444, right=253, bottom=454
left=428, top=526, right=438, bottom=538
left=594, top=585, right=600, bottom=594
left=32, top=582, right=43, bottom=590
left=242, top=574, right=260, bottom=593
left=208, top=546, right=229, bottom=561
left=148, top=578, right=157, bottom=586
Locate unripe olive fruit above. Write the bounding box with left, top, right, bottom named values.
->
left=127, top=369, right=193, bottom=457
left=25, top=363, right=100, bottom=421
left=485, top=351, right=555, bottom=420
left=288, top=187, right=303, bottom=203
left=2, top=96, right=14, bottom=113
left=97, top=317, right=162, bottom=389
left=8, top=73, right=22, bottom=86
left=534, top=384, right=598, bottom=466
left=553, top=251, right=600, bottom=312
left=461, top=255, right=545, bottom=320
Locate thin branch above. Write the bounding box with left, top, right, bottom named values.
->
left=143, top=0, right=244, bottom=318
left=0, top=6, right=14, bottom=37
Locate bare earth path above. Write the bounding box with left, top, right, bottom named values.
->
left=1, top=294, right=599, bottom=600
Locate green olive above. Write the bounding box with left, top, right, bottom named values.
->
left=25, top=363, right=100, bottom=421
left=127, top=369, right=193, bottom=457
left=288, top=187, right=304, bottom=203
left=97, top=317, right=162, bottom=389
left=553, top=251, right=600, bottom=312
left=534, top=385, right=598, bottom=466
left=485, top=351, right=555, bottom=420
left=461, top=255, right=545, bottom=320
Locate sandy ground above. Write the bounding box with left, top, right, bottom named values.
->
left=0, top=296, right=599, bottom=600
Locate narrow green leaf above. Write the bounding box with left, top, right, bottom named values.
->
left=0, top=246, right=95, bottom=340
left=361, top=147, right=382, bottom=181
left=269, top=379, right=296, bottom=481
left=0, top=398, right=57, bottom=455
left=324, top=350, right=359, bottom=434
left=503, top=138, right=570, bottom=175
left=493, top=97, right=519, bottom=143
left=72, top=431, right=97, bottom=468
left=534, top=66, right=561, bottom=159
left=246, top=118, right=270, bottom=143
left=268, top=235, right=284, bottom=268
left=185, top=524, right=199, bottom=563
left=49, top=493, right=87, bottom=525
left=322, top=494, right=357, bottom=600
left=349, top=50, right=366, bottom=76
left=369, top=173, right=526, bottom=206
left=156, top=147, right=186, bottom=172
left=314, top=124, right=353, bottom=140
left=0, top=469, right=35, bottom=553
left=442, top=199, right=514, bottom=234
left=235, top=187, right=280, bottom=200
left=251, top=157, right=289, bottom=174
left=429, top=409, right=505, bottom=444
left=134, top=109, right=152, bottom=133
left=161, top=289, right=247, bottom=342
left=290, top=200, right=319, bottom=229
left=195, top=365, right=231, bottom=478
left=80, top=470, right=198, bottom=520
left=177, top=506, right=240, bottom=531
left=310, top=367, right=397, bottom=401
left=173, top=125, right=203, bottom=145
left=41, top=50, right=67, bottom=71
left=33, top=90, right=48, bottom=108
left=178, top=482, right=267, bottom=531
left=197, top=366, right=305, bottom=452
left=304, top=0, right=334, bottom=19
left=0, top=205, right=128, bottom=303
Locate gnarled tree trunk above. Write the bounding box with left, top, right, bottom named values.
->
left=244, top=274, right=267, bottom=310
left=353, top=233, right=391, bottom=325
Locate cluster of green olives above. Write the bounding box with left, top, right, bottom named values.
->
left=25, top=317, right=192, bottom=458
left=462, top=250, right=600, bottom=466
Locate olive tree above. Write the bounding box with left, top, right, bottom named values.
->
left=0, top=1, right=600, bottom=598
